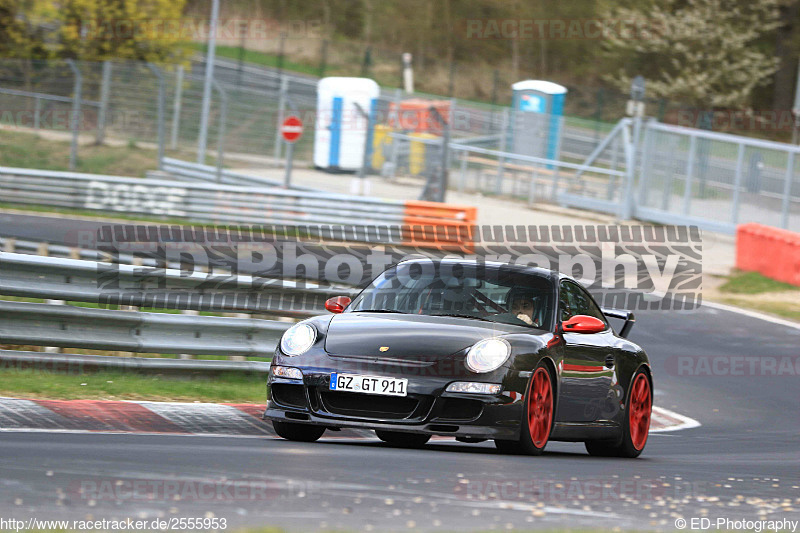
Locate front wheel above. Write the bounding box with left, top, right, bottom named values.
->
left=494, top=363, right=554, bottom=455
left=272, top=420, right=325, bottom=442
left=375, top=430, right=430, bottom=448
left=585, top=369, right=652, bottom=458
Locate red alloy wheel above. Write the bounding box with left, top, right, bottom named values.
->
left=628, top=373, right=652, bottom=450
left=527, top=367, right=553, bottom=448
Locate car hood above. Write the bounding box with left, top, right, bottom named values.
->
left=324, top=312, right=530, bottom=362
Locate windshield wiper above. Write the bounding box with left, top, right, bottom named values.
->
left=431, top=313, right=492, bottom=322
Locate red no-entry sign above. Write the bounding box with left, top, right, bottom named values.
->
left=281, top=116, right=303, bottom=143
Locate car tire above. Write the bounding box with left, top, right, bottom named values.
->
left=375, top=430, right=431, bottom=448
left=494, top=362, right=555, bottom=456
left=272, top=420, right=326, bottom=442
left=585, top=368, right=652, bottom=458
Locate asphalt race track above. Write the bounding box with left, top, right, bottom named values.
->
left=1, top=213, right=800, bottom=531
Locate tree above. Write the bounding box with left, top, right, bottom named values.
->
left=601, top=0, right=781, bottom=109
left=2, top=0, right=188, bottom=62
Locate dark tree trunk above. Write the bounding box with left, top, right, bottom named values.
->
left=772, top=1, right=800, bottom=111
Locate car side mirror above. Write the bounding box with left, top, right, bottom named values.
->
left=561, top=315, right=605, bottom=334
left=325, top=296, right=351, bottom=314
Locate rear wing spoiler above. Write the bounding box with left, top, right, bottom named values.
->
left=601, top=308, right=635, bottom=338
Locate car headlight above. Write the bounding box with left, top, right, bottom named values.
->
left=280, top=323, right=316, bottom=356
left=465, top=338, right=511, bottom=373
left=271, top=366, right=303, bottom=380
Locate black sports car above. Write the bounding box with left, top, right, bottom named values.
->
left=265, top=258, right=652, bottom=457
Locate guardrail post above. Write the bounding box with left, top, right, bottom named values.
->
left=781, top=151, right=795, bottom=229
left=3, top=237, right=15, bottom=253
left=170, top=65, right=184, bottom=150
left=180, top=310, right=198, bottom=359
left=36, top=242, right=64, bottom=354
left=96, top=60, right=112, bottom=145
left=212, top=80, right=228, bottom=182
left=65, top=59, right=82, bottom=171
left=147, top=63, right=166, bottom=169
left=273, top=74, right=288, bottom=164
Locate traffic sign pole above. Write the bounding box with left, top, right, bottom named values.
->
left=284, top=142, right=294, bottom=188
left=280, top=115, right=303, bottom=188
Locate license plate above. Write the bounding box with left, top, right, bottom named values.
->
left=329, top=373, right=408, bottom=397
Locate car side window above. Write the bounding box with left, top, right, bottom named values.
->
left=559, top=281, right=608, bottom=327
left=559, top=281, right=578, bottom=322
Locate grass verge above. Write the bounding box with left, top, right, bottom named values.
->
left=718, top=270, right=800, bottom=294
left=0, top=129, right=158, bottom=176
left=190, top=43, right=320, bottom=77
left=0, top=368, right=267, bottom=403
left=715, top=297, right=800, bottom=322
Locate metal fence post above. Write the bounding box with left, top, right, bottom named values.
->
left=635, top=119, right=653, bottom=205
left=96, top=60, right=112, bottom=145
left=459, top=148, right=468, bottom=192
left=495, top=107, right=509, bottom=194
left=65, top=59, right=82, bottom=171
left=682, top=135, right=697, bottom=215
left=781, top=151, right=796, bottom=229
left=170, top=65, right=184, bottom=150
left=273, top=74, right=288, bottom=163
left=619, top=122, right=636, bottom=219
left=147, top=63, right=166, bottom=169
left=213, top=80, right=228, bottom=182
left=730, top=143, right=745, bottom=224
left=33, top=97, right=41, bottom=130
left=436, top=98, right=454, bottom=202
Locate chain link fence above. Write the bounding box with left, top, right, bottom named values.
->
left=2, top=56, right=800, bottom=234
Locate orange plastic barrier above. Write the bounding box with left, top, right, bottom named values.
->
left=402, top=200, right=477, bottom=251
left=736, top=223, right=800, bottom=286
left=389, top=99, right=451, bottom=135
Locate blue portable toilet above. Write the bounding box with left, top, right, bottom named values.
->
left=314, top=77, right=380, bottom=172
left=510, top=80, right=567, bottom=166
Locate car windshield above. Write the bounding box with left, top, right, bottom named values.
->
left=349, top=261, right=554, bottom=329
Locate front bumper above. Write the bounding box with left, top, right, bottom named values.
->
left=264, top=371, right=523, bottom=440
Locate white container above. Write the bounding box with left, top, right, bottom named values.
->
left=314, top=77, right=380, bottom=171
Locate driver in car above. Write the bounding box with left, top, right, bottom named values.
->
left=509, top=292, right=540, bottom=327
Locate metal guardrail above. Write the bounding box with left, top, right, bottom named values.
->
left=0, top=165, right=410, bottom=228
left=0, top=252, right=358, bottom=316
left=0, top=251, right=361, bottom=366
left=0, top=300, right=286, bottom=357
left=0, top=349, right=271, bottom=373
left=160, top=157, right=317, bottom=191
